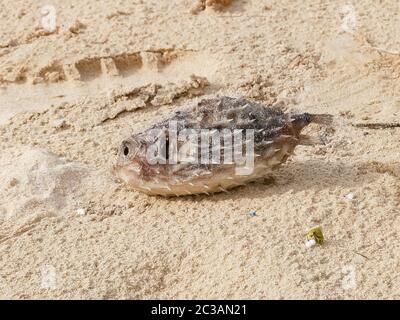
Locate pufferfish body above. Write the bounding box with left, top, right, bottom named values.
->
left=114, top=96, right=332, bottom=196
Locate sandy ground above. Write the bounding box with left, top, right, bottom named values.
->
left=0, top=0, right=399, bottom=299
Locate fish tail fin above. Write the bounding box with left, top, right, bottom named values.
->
left=309, top=114, right=333, bottom=125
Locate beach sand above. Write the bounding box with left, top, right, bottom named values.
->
left=0, top=0, right=399, bottom=299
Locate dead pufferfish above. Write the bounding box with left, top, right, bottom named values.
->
left=114, top=96, right=332, bottom=196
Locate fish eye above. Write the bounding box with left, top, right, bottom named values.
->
left=123, top=146, right=129, bottom=156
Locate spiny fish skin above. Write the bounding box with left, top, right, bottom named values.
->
left=114, top=97, right=332, bottom=196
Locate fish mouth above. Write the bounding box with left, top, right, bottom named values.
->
left=111, top=163, right=119, bottom=175
left=111, top=163, right=124, bottom=179
left=112, top=163, right=142, bottom=185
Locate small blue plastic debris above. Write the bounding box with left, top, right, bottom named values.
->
left=249, top=211, right=257, bottom=217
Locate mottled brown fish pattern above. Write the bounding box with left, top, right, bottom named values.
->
left=114, top=96, right=332, bottom=196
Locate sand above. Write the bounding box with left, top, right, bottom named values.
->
left=0, top=0, right=399, bottom=299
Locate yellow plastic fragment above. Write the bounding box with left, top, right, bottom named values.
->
left=306, top=226, right=324, bottom=245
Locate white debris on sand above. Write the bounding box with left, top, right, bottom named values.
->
left=344, top=192, right=354, bottom=201
left=306, top=238, right=317, bottom=248
left=76, top=208, right=86, bottom=216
